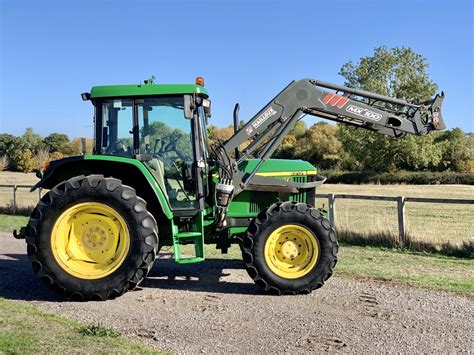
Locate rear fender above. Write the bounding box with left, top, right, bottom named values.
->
left=33, top=155, right=173, bottom=220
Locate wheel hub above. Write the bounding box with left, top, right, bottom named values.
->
left=84, top=227, right=106, bottom=248
left=280, top=240, right=299, bottom=259
left=51, top=202, right=130, bottom=279
left=264, top=224, right=319, bottom=279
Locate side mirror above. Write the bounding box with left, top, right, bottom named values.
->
left=184, top=95, right=194, bottom=119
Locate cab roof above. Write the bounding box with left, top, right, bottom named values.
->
left=90, top=83, right=209, bottom=99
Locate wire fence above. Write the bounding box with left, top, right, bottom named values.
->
left=316, top=193, right=473, bottom=246
left=0, top=184, right=43, bottom=213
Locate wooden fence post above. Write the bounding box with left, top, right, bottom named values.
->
left=12, top=185, right=18, bottom=213
left=397, top=196, right=406, bottom=246
left=328, top=194, right=336, bottom=227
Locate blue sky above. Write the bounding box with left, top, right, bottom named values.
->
left=1, top=0, right=473, bottom=138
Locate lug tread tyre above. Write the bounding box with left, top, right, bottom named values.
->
left=25, top=175, right=159, bottom=301
left=242, top=201, right=338, bottom=295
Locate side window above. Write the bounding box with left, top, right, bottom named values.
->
left=102, top=99, right=134, bottom=156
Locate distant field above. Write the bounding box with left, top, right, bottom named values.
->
left=0, top=172, right=41, bottom=209
left=1, top=171, right=472, bottom=246
left=316, top=184, right=473, bottom=247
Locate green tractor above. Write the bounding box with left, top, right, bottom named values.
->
left=18, top=77, right=445, bottom=300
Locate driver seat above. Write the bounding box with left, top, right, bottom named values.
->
left=147, top=158, right=168, bottom=197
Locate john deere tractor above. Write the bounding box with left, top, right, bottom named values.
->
left=17, top=77, right=445, bottom=300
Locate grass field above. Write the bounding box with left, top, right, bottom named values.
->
left=0, top=172, right=42, bottom=209
left=1, top=171, right=473, bottom=246
left=0, top=298, right=158, bottom=354
left=316, top=184, right=473, bottom=247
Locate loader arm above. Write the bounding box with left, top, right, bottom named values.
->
left=224, top=79, right=445, bottom=157
left=224, top=79, right=444, bottom=190
left=212, top=78, right=445, bottom=227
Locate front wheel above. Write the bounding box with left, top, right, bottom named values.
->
left=242, top=202, right=338, bottom=295
left=25, top=175, right=159, bottom=301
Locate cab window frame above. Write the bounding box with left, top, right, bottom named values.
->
left=92, top=94, right=208, bottom=212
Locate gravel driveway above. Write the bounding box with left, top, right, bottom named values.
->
left=1, top=232, right=472, bottom=353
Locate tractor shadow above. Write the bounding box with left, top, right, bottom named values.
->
left=0, top=253, right=263, bottom=301
left=0, top=253, right=63, bottom=302
left=142, top=254, right=263, bottom=296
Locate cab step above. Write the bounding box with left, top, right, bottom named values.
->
left=172, top=215, right=205, bottom=264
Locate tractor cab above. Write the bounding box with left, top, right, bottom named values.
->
left=87, top=78, right=211, bottom=212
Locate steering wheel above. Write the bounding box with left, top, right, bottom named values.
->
left=162, top=136, right=180, bottom=154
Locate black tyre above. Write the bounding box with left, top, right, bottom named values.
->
left=25, top=175, right=159, bottom=301
left=242, top=201, right=338, bottom=295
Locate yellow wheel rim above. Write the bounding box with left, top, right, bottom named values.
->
left=264, top=224, right=319, bottom=279
left=51, top=202, right=130, bottom=280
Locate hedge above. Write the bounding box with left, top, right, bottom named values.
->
left=323, top=170, right=474, bottom=185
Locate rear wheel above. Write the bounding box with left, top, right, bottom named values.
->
left=242, top=201, right=338, bottom=295
left=26, top=175, right=158, bottom=301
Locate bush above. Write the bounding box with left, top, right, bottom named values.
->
left=10, top=149, right=35, bottom=173
left=50, top=151, right=64, bottom=161
left=323, top=170, right=474, bottom=185
left=33, top=148, right=51, bottom=171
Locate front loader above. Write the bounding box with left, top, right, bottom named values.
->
left=16, top=77, right=445, bottom=300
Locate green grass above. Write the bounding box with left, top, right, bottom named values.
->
left=78, top=323, right=120, bottom=338
left=336, top=246, right=474, bottom=294
left=0, top=298, right=159, bottom=354
left=0, top=214, right=28, bottom=233
left=181, top=244, right=474, bottom=295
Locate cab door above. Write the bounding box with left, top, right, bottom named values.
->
left=136, top=97, right=199, bottom=212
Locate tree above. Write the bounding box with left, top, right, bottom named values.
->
left=22, top=128, right=45, bottom=153
left=207, top=124, right=236, bottom=152
left=273, top=120, right=307, bottom=159
left=289, top=120, right=307, bottom=139
left=43, top=133, right=69, bottom=152
left=338, top=46, right=440, bottom=172
left=293, top=122, right=342, bottom=169
left=60, top=138, right=93, bottom=156
left=0, top=134, right=15, bottom=156
left=435, top=128, right=472, bottom=172
left=10, top=148, right=35, bottom=172
left=397, top=134, right=442, bottom=171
